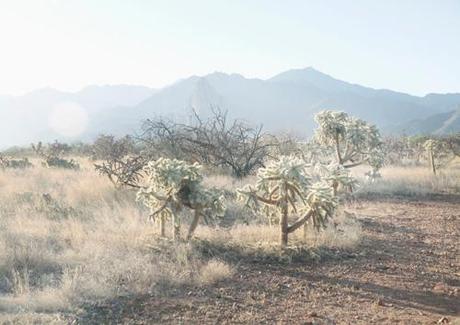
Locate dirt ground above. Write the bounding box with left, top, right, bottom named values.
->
left=76, top=195, right=460, bottom=324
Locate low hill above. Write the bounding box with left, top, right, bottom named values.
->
left=392, top=108, right=460, bottom=135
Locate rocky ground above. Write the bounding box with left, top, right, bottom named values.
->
left=76, top=195, right=459, bottom=324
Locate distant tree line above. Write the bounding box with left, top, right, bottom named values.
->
left=0, top=108, right=459, bottom=178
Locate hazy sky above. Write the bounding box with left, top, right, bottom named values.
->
left=1, top=0, right=459, bottom=96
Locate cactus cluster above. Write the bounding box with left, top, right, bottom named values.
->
left=136, top=158, right=225, bottom=240
left=314, top=110, right=384, bottom=172
left=313, top=163, right=357, bottom=195
left=237, top=156, right=343, bottom=246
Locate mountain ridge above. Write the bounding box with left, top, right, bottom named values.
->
left=0, top=68, right=459, bottom=148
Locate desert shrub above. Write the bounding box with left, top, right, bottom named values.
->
left=0, top=155, right=33, bottom=170
left=31, top=141, right=79, bottom=170
left=443, top=133, right=460, bottom=157
left=136, top=158, right=226, bottom=240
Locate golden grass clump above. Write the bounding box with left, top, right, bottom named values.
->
left=198, top=259, right=234, bottom=285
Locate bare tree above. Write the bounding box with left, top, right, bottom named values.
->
left=139, top=108, right=274, bottom=177
left=92, top=134, right=136, bottom=160
left=92, top=135, right=145, bottom=188
left=94, top=156, right=146, bottom=188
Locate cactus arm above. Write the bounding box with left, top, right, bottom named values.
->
left=253, top=194, right=279, bottom=205
left=268, top=185, right=279, bottom=200
left=334, top=133, right=343, bottom=164
left=286, top=209, right=314, bottom=233
left=148, top=196, right=171, bottom=221
left=343, top=160, right=365, bottom=168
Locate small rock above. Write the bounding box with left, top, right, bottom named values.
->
left=377, top=265, right=390, bottom=271
left=433, top=282, right=447, bottom=293
left=437, top=316, right=449, bottom=323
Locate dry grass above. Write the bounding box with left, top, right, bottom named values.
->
left=0, top=164, right=233, bottom=320
left=0, top=313, right=68, bottom=325
left=355, top=165, right=460, bottom=196
left=198, top=259, right=234, bottom=285
left=5, top=160, right=438, bottom=320
left=196, top=210, right=361, bottom=251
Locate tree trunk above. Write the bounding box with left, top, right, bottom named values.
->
left=279, top=187, right=289, bottom=247
left=332, top=181, right=338, bottom=197
left=186, top=209, right=201, bottom=240
left=429, top=150, right=436, bottom=175
left=159, top=215, right=166, bottom=237
left=172, top=213, right=181, bottom=240
left=335, top=133, right=343, bottom=165
left=280, top=217, right=288, bottom=247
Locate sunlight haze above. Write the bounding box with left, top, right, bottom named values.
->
left=0, top=2, right=459, bottom=323
left=1, top=0, right=459, bottom=96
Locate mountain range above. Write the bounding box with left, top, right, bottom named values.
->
left=1, top=67, right=459, bottom=148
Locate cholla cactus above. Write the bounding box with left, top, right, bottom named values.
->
left=314, top=163, right=357, bottom=195
left=136, top=158, right=225, bottom=240
left=314, top=111, right=384, bottom=171
left=304, top=182, right=338, bottom=229
left=237, top=156, right=338, bottom=246
left=295, top=140, right=333, bottom=165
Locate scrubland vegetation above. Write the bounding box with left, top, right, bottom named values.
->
left=0, top=162, right=361, bottom=321
left=0, top=111, right=458, bottom=324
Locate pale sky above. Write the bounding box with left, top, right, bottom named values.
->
left=0, top=0, right=459, bottom=96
